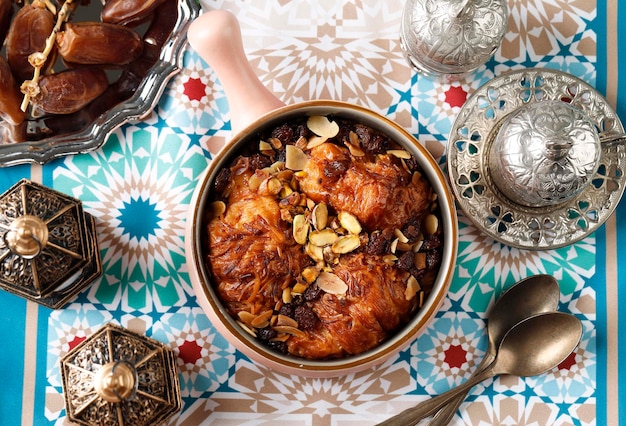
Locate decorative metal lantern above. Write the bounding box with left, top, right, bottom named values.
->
left=60, top=323, right=182, bottom=426
left=0, top=179, right=101, bottom=308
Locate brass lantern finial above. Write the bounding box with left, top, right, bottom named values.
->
left=93, top=361, right=138, bottom=403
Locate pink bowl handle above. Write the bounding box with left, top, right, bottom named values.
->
left=187, top=10, right=286, bottom=135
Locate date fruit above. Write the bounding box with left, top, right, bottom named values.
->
left=5, top=0, right=55, bottom=82
left=0, top=56, right=25, bottom=125
left=33, top=68, right=109, bottom=115
left=0, top=0, right=12, bottom=45
left=101, top=0, right=168, bottom=26
left=57, top=22, right=144, bottom=66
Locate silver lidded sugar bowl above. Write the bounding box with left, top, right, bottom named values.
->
left=488, top=100, right=602, bottom=208
left=400, top=0, right=508, bottom=79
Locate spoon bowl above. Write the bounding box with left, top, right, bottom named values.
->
left=429, top=274, right=560, bottom=425
left=378, top=311, right=583, bottom=425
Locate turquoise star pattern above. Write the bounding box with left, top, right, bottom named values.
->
left=53, top=119, right=210, bottom=312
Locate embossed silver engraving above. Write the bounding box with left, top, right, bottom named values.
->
left=448, top=68, right=626, bottom=249
left=400, top=0, right=507, bottom=78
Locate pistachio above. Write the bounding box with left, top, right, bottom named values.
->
left=292, top=282, right=308, bottom=294
left=309, top=229, right=339, bottom=246
left=302, top=266, right=320, bottom=283
left=307, top=115, right=340, bottom=138
left=305, top=242, right=325, bottom=262
left=259, top=177, right=282, bottom=195
left=338, top=211, right=362, bottom=235
left=316, top=271, right=349, bottom=296
left=331, top=235, right=361, bottom=254
left=286, top=145, right=309, bottom=171
left=312, top=203, right=329, bottom=230
left=293, top=214, right=309, bottom=245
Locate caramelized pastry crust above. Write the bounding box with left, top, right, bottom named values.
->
left=205, top=116, right=444, bottom=360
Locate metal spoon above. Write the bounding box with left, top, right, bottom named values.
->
left=377, top=311, right=583, bottom=426
left=428, top=274, right=560, bottom=425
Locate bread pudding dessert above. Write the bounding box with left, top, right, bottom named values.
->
left=205, top=115, right=444, bottom=360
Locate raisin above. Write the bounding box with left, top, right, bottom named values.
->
left=364, top=229, right=392, bottom=255
left=249, top=153, right=272, bottom=170
left=213, top=168, right=231, bottom=195
left=279, top=303, right=294, bottom=318
left=271, top=123, right=294, bottom=143
left=257, top=327, right=277, bottom=342
left=354, top=124, right=390, bottom=154
left=426, top=250, right=442, bottom=269
left=421, top=234, right=442, bottom=251
left=323, top=160, right=349, bottom=180
left=397, top=251, right=413, bottom=271
left=294, top=305, right=317, bottom=331
left=303, top=283, right=322, bottom=302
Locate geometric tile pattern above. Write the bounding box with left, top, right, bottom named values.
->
left=32, top=0, right=604, bottom=424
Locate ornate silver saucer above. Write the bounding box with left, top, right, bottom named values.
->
left=447, top=68, right=626, bottom=249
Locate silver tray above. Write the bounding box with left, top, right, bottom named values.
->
left=447, top=68, right=626, bottom=249
left=0, top=0, right=200, bottom=167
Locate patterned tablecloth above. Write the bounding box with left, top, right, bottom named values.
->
left=1, top=0, right=625, bottom=425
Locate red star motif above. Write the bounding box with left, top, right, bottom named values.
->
left=68, top=335, right=86, bottom=351
left=558, top=351, right=577, bottom=370
left=183, top=77, right=207, bottom=102
left=443, top=344, right=467, bottom=369
left=179, top=339, right=203, bottom=365
left=444, top=86, right=468, bottom=108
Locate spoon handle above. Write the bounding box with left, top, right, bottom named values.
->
left=427, top=352, right=496, bottom=426
left=377, top=366, right=497, bottom=426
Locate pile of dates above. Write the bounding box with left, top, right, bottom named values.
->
left=0, top=0, right=179, bottom=143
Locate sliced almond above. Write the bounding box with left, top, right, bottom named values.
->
left=237, top=311, right=256, bottom=325
left=312, top=203, right=329, bottom=230
left=268, top=137, right=283, bottom=149
left=405, top=275, right=421, bottom=301
left=411, top=171, right=422, bottom=186
left=390, top=238, right=399, bottom=254
left=209, top=201, right=226, bottom=219
left=251, top=310, right=274, bottom=328
left=414, top=252, right=427, bottom=270
left=307, top=115, right=340, bottom=138
left=383, top=254, right=398, bottom=265
left=331, top=235, right=361, bottom=254
left=394, top=228, right=409, bottom=243
left=307, top=135, right=328, bottom=149
left=282, top=287, right=292, bottom=304
left=272, top=325, right=306, bottom=337
left=309, top=229, right=339, bottom=246
left=387, top=149, right=412, bottom=159
left=425, top=214, right=439, bottom=235
left=237, top=321, right=257, bottom=337
left=286, top=145, right=309, bottom=171
left=316, top=271, right=349, bottom=295
left=259, top=140, right=273, bottom=153
left=338, top=211, right=362, bottom=235
left=292, top=214, right=309, bottom=245
left=396, top=241, right=412, bottom=252
left=276, top=314, right=299, bottom=328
